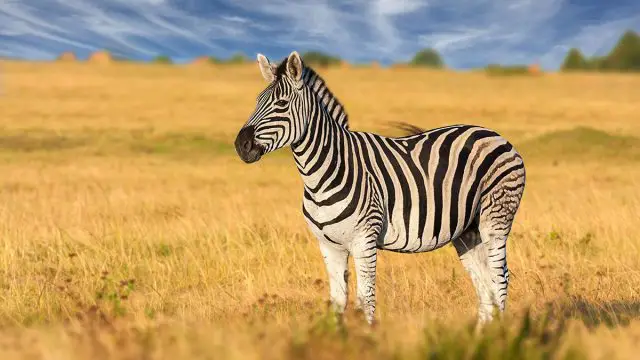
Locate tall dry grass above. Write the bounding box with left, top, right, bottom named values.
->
left=0, top=60, right=639, bottom=359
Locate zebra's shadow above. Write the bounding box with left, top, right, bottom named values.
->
left=543, top=295, right=640, bottom=329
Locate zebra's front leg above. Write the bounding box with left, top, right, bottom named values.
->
left=351, top=238, right=378, bottom=325
left=318, top=239, right=349, bottom=320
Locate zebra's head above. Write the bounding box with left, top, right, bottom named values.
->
left=235, top=51, right=307, bottom=164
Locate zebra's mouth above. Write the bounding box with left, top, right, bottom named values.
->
left=238, top=144, right=265, bottom=164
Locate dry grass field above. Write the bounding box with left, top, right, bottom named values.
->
left=0, top=60, right=639, bottom=359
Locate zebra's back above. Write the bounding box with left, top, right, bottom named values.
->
left=354, top=124, right=525, bottom=253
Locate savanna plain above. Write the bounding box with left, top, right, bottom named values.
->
left=0, top=60, right=639, bottom=360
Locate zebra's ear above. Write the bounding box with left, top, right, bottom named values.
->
left=257, top=53, right=275, bottom=82
left=286, top=51, right=303, bottom=82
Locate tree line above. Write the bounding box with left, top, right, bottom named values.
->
left=294, top=48, right=446, bottom=68
left=145, top=29, right=638, bottom=72
left=561, top=30, right=640, bottom=72
left=151, top=52, right=249, bottom=64
left=149, top=49, right=446, bottom=68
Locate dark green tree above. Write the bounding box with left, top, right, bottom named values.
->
left=153, top=55, right=173, bottom=64
left=586, top=55, right=606, bottom=70
left=601, top=30, right=640, bottom=71
left=226, top=52, right=248, bottom=64
left=301, top=51, right=341, bottom=67
left=203, top=56, right=222, bottom=64
left=409, top=48, right=445, bottom=68
left=561, top=48, right=589, bottom=71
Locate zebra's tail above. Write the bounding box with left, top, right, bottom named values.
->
left=389, top=121, right=426, bottom=136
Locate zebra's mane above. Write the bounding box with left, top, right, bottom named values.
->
left=390, top=121, right=426, bottom=136
left=274, top=58, right=350, bottom=130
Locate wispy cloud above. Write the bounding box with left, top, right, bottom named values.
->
left=223, top=0, right=366, bottom=60
left=0, top=0, right=638, bottom=68
left=415, top=0, right=640, bottom=68
left=368, top=0, right=429, bottom=57
left=0, top=0, right=250, bottom=60
left=417, top=0, right=566, bottom=67
left=373, top=0, right=427, bottom=16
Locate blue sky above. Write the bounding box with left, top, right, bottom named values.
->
left=0, top=0, right=639, bottom=69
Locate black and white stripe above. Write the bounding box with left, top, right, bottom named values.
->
left=235, top=51, right=526, bottom=326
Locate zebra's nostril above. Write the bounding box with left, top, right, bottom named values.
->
left=243, top=140, right=252, bottom=152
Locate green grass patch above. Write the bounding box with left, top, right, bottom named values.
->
left=0, top=130, right=87, bottom=152
left=127, top=132, right=232, bottom=155
left=0, top=128, right=298, bottom=163
left=518, top=126, right=640, bottom=163
left=547, top=296, right=640, bottom=329
left=0, top=128, right=237, bottom=158
left=6, top=126, right=635, bottom=165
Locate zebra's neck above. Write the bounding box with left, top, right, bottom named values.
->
left=291, top=90, right=350, bottom=192
left=290, top=65, right=353, bottom=192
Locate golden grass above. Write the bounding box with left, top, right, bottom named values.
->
left=0, top=60, right=639, bottom=359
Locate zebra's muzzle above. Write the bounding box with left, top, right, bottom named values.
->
left=235, top=125, right=265, bottom=164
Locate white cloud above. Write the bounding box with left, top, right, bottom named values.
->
left=0, top=0, right=249, bottom=59
left=220, top=0, right=362, bottom=60
left=372, top=0, right=427, bottom=16
left=214, top=0, right=427, bottom=61
left=137, top=0, right=166, bottom=4
left=221, top=15, right=249, bottom=24
left=367, top=0, right=428, bottom=57
left=0, top=2, right=96, bottom=51
left=418, top=27, right=495, bottom=52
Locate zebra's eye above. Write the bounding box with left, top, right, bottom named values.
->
left=275, top=99, right=288, bottom=107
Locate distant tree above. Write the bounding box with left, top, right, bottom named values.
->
left=600, top=30, right=640, bottom=71
left=301, top=51, right=341, bottom=67
left=409, top=48, right=445, bottom=68
left=561, top=48, right=589, bottom=71
left=563, top=30, right=640, bottom=72
left=153, top=55, right=173, bottom=64
left=226, top=53, right=248, bottom=64
left=193, top=55, right=244, bottom=65
left=207, top=56, right=223, bottom=64
left=586, top=55, right=606, bottom=70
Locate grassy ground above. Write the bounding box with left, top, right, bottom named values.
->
left=0, top=60, right=639, bottom=359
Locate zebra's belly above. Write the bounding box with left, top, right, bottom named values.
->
left=376, top=219, right=455, bottom=253
left=302, top=193, right=461, bottom=252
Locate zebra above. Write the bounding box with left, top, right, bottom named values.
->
left=234, top=51, right=526, bottom=327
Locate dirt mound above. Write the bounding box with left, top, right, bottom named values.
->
left=528, top=63, right=542, bottom=75
left=89, top=50, right=112, bottom=65
left=57, top=52, right=77, bottom=62
left=191, top=56, right=213, bottom=66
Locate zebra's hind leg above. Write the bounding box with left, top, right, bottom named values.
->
left=452, top=225, right=496, bottom=328
left=476, top=174, right=525, bottom=321
left=318, top=239, right=349, bottom=321
left=475, top=166, right=525, bottom=328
